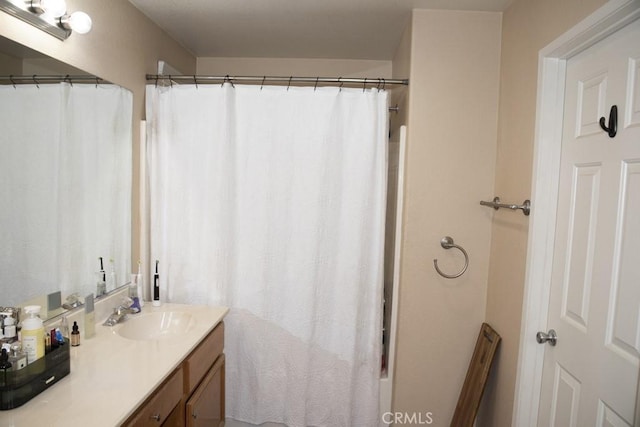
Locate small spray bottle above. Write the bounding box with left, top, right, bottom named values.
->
left=96, top=257, right=106, bottom=297
left=152, top=260, right=161, bottom=307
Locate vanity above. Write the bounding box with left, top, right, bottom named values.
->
left=121, top=310, right=226, bottom=426
left=0, top=303, right=228, bottom=427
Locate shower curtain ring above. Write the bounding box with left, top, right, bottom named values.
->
left=64, top=74, right=73, bottom=86
left=338, top=77, right=343, bottom=92
left=314, top=77, right=319, bottom=91
left=287, top=76, right=293, bottom=91
left=32, top=75, right=39, bottom=88
left=9, top=75, right=16, bottom=89
left=260, top=76, right=266, bottom=90
left=193, top=75, right=198, bottom=89
left=363, top=77, right=367, bottom=92
left=433, top=236, right=469, bottom=279
left=382, top=78, right=386, bottom=90
left=223, top=75, right=234, bottom=88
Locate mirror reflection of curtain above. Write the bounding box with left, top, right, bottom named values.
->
left=146, top=84, right=387, bottom=426
left=0, top=83, right=132, bottom=306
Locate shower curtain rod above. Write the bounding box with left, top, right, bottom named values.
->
left=0, top=75, right=105, bottom=85
left=146, top=74, right=409, bottom=88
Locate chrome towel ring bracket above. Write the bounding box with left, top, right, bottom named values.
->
left=433, top=236, right=469, bottom=279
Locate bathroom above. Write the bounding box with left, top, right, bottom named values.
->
left=1, top=0, right=637, bottom=425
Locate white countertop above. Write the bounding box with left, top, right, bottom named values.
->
left=0, top=303, right=228, bottom=427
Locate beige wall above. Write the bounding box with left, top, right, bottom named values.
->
left=0, top=0, right=196, bottom=264
left=391, top=10, right=501, bottom=425
left=480, top=0, right=607, bottom=426
left=197, top=56, right=391, bottom=79
left=0, top=51, right=22, bottom=74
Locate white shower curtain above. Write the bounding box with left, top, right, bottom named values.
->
left=146, top=83, right=388, bottom=427
left=0, top=83, right=132, bottom=305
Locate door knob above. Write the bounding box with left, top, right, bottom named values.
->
left=536, top=329, right=557, bottom=346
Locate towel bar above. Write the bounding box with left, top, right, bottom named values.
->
left=480, top=197, right=530, bottom=216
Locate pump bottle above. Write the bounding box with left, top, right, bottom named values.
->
left=21, top=305, right=45, bottom=364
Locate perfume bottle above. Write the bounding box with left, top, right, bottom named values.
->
left=8, top=343, right=27, bottom=371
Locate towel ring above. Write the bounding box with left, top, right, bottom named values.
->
left=433, top=236, right=469, bottom=279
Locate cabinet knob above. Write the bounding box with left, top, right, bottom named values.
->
left=150, top=413, right=161, bottom=422
left=192, top=411, right=198, bottom=419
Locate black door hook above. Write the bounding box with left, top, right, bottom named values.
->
left=599, top=105, right=617, bottom=138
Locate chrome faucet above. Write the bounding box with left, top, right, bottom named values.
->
left=103, top=298, right=136, bottom=326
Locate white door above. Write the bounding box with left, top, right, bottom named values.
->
left=537, top=17, right=640, bottom=427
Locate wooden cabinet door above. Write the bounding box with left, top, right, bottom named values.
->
left=122, top=368, right=183, bottom=427
left=186, top=354, right=225, bottom=427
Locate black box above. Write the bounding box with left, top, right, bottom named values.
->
left=0, top=341, right=70, bottom=410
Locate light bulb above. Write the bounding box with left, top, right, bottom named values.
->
left=40, top=0, right=67, bottom=18
left=60, top=11, right=92, bottom=34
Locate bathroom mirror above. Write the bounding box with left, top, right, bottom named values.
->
left=0, top=35, right=133, bottom=317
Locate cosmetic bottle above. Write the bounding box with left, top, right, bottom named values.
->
left=84, top=294, right=95, bottom=339
left=0, top=348, right=11, bottom=382
left=44, top=332, right=51, bottom=354
left=0, top=348, right=11, bottom=367
left=50, top=329, right=59, bottom=350
left=8, top=344, right=26, bottom=371
left=96, top=257, right=107, bottom=297
left=21, top=305, right=45, bottom=364
left=152, top=260, right=161, bottom=307
left=2, top=316, right=16, bottom=343
left=71, top=322, right=80, bottom=347
left=55, top=328, right=65, bottom=346
left=45, top=330, right=57, bottom=354
left=60, top=315, right=70, bottom=340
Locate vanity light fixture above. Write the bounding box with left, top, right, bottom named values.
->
left=0, top=0, right=92, bottom=40
left=58, top=10, right=91, bottom=34
left=29, top=0, right=66, bottom=17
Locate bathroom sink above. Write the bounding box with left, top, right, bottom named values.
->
left=115, top=311, right=194, bottom=341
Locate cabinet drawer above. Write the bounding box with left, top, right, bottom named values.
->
left=186, top=354, right=225, bottom=427
left=123, top=367, right=183, bottom=426
left=184, top=322, right=224, bottom=395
